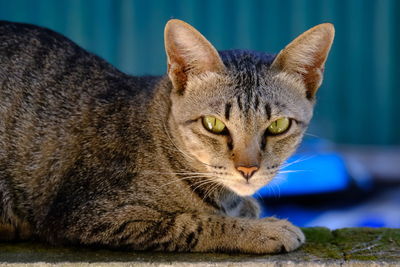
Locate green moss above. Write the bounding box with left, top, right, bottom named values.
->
left=1, top=227, right=399, bottom=263
left=300, top=227, right=342, bottom=259
left=302, top=227, right=334, bottom=243
left=332, top=228, right=400, bottom=261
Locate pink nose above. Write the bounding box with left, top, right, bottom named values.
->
left=236, top=166, right=259, bottom=180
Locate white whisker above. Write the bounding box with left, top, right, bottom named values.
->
left=254, top=191, right=263, bottom=200
left=202, top=182, right=219, bottom=201
left=278, top=169, right=308, bottom=174
left=269, top=182, right=281, bottom=199
left=280, top=155, right=314, bottom=170
left=191, top=179, right=218, bottom=194
left=304, top=132, right=320, bottom=138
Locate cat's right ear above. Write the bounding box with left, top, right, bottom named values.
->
left=271, top=23, right=335, bottom=100
left=164, top=19, right=225, bottom=93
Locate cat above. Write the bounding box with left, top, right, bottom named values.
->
left=0, top=19, right=334, bottom=254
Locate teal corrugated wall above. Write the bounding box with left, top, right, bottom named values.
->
left=0, top=0, right=399, bottom=145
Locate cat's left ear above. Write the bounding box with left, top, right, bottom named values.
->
left=271, top=23, right=335, bottom=99
left=164, top=19, right=225, bottom=93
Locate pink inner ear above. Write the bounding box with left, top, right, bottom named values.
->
left=168, top=62, right=188, bottom=93
left=272, top=24, right=334, bottom=99
left=165, top=20, right=225, bottom=92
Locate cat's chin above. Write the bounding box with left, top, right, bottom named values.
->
left=224, top=181, right=262, bottom=196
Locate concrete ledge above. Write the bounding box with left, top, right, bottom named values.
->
left=0, top=227, right=399, bottom=266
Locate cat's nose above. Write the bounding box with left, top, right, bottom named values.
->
left=236, top=166, right=259, bottom=180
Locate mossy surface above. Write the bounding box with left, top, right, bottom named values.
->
left=333, top=228, right=400, bottom=261
left=0, top=227, right=399, bottom=264
left=300, top=227, right=343, bottom=260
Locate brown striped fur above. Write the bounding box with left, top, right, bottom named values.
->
left=0, top=19, right=334, bottom=253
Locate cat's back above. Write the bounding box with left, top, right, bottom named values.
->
left=0, top=21, right=160, bottom=158
left=0, top=21, right=108, bottom=141
left=0, top=20, right=123, bottom=98
left=0, top=21, right=157, bottom=122
left=0, top=20, right=89, bottom=78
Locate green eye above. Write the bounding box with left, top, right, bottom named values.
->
left=267, top=117, right=291, bottom=135
left=202, top=116, right=226, bottom=134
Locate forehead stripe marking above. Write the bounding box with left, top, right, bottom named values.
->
left=236, top=95, right=243, bottom=110
left=224, top=103, right=232, bottom=120
left=265, top=103, right=271, bottom=120
left=254, top=96, right=259, bottom=110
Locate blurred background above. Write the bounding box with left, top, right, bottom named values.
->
left=0, top=0, right=399, bottom=229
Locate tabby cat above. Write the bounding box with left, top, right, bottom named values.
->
left=0, top=19, right=334, bottom=254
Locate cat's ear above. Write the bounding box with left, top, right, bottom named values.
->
left=271, top=23, right=335, bottom=99
left=164, top=19, right=225, bottom=93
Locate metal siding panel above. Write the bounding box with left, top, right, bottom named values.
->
left=373, top=0, right=393, bottom=144
left=390, top=0, right=400, bottom=144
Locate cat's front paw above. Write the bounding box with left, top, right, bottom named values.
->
left=250, top=218, right=305, bottom=254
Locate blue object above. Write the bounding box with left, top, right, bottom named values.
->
left=358, top=216, right=386, bottom=228
left=256, top=153, right=350, bottom=197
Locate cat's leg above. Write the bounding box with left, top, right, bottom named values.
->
left=114, top=213, right=304, bottom=253
left=0, top=185, right=33, bottom=241
left=0, top=221, right=32, bottom=241
left=55, top=206, right=304, bottom=254
left=147, top=213, right=305, bottom=253
left=0, top=223, right=16, bottom=241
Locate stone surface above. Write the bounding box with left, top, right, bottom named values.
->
left=0, top=227, right=399, bottom=266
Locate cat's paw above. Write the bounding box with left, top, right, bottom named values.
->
left=250, top=218, right=305, bottom=254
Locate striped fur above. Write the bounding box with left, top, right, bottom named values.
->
left=0, top=19, right=333, bottom=254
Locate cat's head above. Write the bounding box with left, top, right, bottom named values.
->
left=164, top=19, right=334, bottom=196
